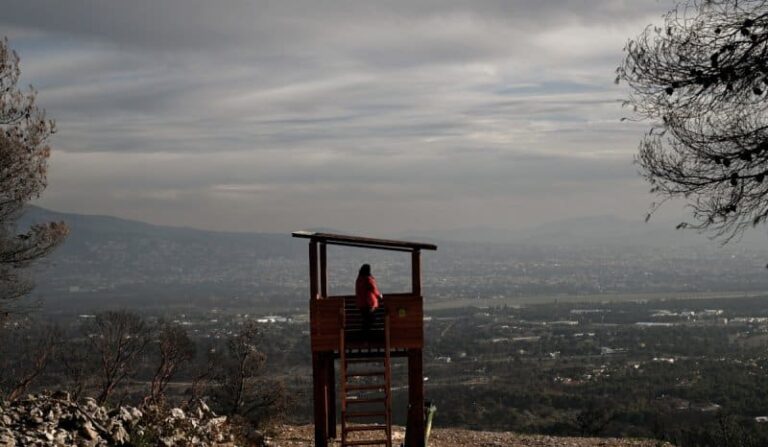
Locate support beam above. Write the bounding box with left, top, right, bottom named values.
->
left=404, top=348, right=425, bottom=447
left=411, top=249, right=422, bottom=296
left=312, top=352, right=328, bottom=446
left=309, top=241, right=319, bottom=301
left=320, top=243, right=328, bottom=299
left=327, top=352, right=337, bottom=439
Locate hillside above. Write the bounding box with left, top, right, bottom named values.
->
left=17, top=206, right=768, bottom=316
left=269, top=425, right=672, bottom=446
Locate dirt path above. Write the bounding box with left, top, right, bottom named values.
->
left=268, top=425, right=673, bottom=447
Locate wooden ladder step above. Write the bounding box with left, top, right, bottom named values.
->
left=344, top=440, right=390, bottom=446
left=347, top=370, right=385, bottom=377
left=345, top=411, right=386, bottom=419
left=346, top=358, right=384, bottom=364
left=345, top=424, right=387, bottom=432
left=340, top=313, right=393, bottom=447
left=347, top=397, right=386, bottom=405
left=346, top=384, right=385, bottom=391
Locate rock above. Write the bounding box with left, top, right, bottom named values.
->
left=51, top=391, right=70, bottom=401
left=80, top=421, right=98, bottom=441
left=118, top=407, right=135, bottom=423
left=0, top=392, right=241, bottom=447
left=54, top=429, right=69, bottom=443
left=110, top=424, right=129, bottom=444
left=247, top=429, right=265, bottom=445
left=0, top=429, right=15, bottom=447
left=128, top=407, right=142, bottom=421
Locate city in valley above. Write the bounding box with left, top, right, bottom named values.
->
left=5, top=209, right=768, bottom=444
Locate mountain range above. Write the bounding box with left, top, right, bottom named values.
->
left=13, top=206, right=768, bottom=316
left=21, top=205, right=768, bottom=250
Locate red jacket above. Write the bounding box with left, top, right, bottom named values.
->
left=355, top=275, right=381, bottom=310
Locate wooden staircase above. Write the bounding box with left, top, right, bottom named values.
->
left=339, top=310, right=393, bottom=447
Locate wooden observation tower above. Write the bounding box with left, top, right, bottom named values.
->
left=292, top=231, right=437, bottom=447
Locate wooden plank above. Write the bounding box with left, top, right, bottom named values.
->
left=347, top=371, right=385, bottom=377
left=345, top=440, right=390, bottom=446
left=312, top=352, right=328, bottom=447
left=387, top=295, right=423, bottom=349
left=309, top=241, right=319, bottom=301
left=327, top=351, right=336, bottom=439
left=313, top=295, right=424, bottom=351
left=346, top=411, right=387, bottom=418
left=325, top=241, right=414, bottom=253
left=292, top=231, right=437, bottom=251
left=340, top=322, right=347, bottom=444
left=346, top=424, right=387, bottom=431
left=384, top=314, right=392, bottom=447
left=411, top=250, right=421, bottom=296
left=346, top=384, right=386, bottom=391
left=347, top=398, right=386, bottom=405
left=311, top=298, right=343, bottom=352
left=404, top=349, right=424, bottom=447
left=320, top=243, right=328, bottom=298
left=312, top=296, right=424, bottom=349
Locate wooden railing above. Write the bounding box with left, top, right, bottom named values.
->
left=310, top=293, right=424, bottom=352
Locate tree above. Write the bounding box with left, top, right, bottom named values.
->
left=0, top=37, right=68, bottom=317
left=84, top=310, right=151, bottom=404
left=0, top=324, right=60, bottom=401
left=212, top=321, right=266, bottom=415
left=211, top=321, right=287, bottom=424
left=58, top=337, right=97, bottom=400
left=575, top=400, right=615, bottom=436
left=618, top=0, right=768, bottom=241
left=147, top=321, right=195, bottom=404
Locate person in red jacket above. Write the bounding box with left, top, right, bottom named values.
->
left=355, top=263, right=382, bottom=336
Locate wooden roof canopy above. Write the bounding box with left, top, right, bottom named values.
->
left=292, top=231, right=437, bottom=252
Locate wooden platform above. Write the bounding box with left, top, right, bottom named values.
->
left=311, top=294, right=424, bottom=352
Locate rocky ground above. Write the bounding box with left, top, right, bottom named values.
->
left=0, top=394, right=672, bottom=446
left=0, top=392, right=238, bottom=446
left=269, top=425, right=673, bottom=447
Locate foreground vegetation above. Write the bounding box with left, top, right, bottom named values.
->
left=0, top=311, right=290, bottom=441
left=6, top=296, right=768, bottom=446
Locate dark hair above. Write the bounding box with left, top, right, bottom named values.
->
left=358, top=264, right=371, bottom=277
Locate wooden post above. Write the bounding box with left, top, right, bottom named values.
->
left=404, top=348, right=425, bottom=447
left=320, top=243, right=328, bottom=298
left=310, top=241, right=319, bottom=301
left=327, top=352, right=337, bottom=439
left=312, top=352, right=328, bottom=446
left=411, top=249, right=422, bottom=296
left=310, top=240, right=328, bottom=446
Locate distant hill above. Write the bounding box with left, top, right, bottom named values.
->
left=19, top=205, right=302, bottom=262
left=14, top=206, right=768, bottom=315
left=17, top=206, right=307, bottom=311
left=21, top=206, right=768, bottom=253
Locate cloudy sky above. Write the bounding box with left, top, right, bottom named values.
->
left=2, top=0, right=679, bottom=234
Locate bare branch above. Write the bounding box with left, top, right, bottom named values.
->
left=619, top=0, right=768, bottom=241
left=82, top=311, right=151, bottom=405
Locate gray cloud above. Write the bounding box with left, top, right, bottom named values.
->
left=2, top=0, right=677, bottom=232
